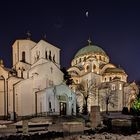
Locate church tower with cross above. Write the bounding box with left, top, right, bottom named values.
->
left=12, top=39, right=36, bottom=78
left=0, top=35, right=76, bottom=119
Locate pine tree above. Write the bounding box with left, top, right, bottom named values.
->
left=61, top=67, right=73, bottom=85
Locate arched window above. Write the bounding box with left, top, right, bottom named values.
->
left=79, top=58, right=81, bottom=63
left=110, top=77, right=112, bottom=81
left=49, top=101, right=52, bottom=112
left=112, top=84, right=116, bottom=90
left=49, top=51, right=52, bottom=60
left=99, top=56, right=101, bottom=60
left=22, top=51, right=25, bottom=62
left=86, top=65, right=89, bottom=71
left=119, top=84, right=122, bottom=90
left=93, top=64, right=96, bottom=70
left=21, top=71, right=23, bottom=78
left=45, top=51, right=48, bottom=59
left=53, top=55, right=55, bottom=62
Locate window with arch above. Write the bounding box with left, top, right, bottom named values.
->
left=109, top=77, right=112, bottom=81
left=119, top=84, right=122, bottom=90
left=86, top=65, right=89, bottom=71
left=93, top=64, right=96, bottom=70
left=53, top=55, right=55, bottom=62
left=112, top=84, right=116, bottom=90
left=49, top=101, right=52, bottom=112
left=22, top=51, right=25, bottom=62
left=79, top=58, right=81, bottom=63
left=21, top=71, right=23, bottom=78
left=99, top=56, right=101, bottom=60
left=104, top=77, right=106, bottom=82
left=49, top=51, right=52, bottom=60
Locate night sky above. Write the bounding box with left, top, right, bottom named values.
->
left=0, top=0, right=140, bottom=82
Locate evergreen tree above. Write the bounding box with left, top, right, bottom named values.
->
left=61, top=67, right=73, bottom=85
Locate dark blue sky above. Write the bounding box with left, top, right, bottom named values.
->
left=0, top=0, right=140, bottom=82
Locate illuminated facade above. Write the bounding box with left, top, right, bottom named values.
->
left=0, top=39, right=76, bottom=119
left=68, top=40, right=138, bottom=112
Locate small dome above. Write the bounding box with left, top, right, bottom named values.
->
left=74, top=43, right=107, bottom=58
left=112, top=77, right=121, bottom=80
left=104, top=68, right=125, bottom=74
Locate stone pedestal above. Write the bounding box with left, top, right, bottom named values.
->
left=90, top=106, right=101, bottom=128
left=22, top=120, right=29, bottom=134
left=63, top=122, right=84, bottom=136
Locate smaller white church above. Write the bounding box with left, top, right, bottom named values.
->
left=36, top=84, right=76, bottom=116
left=0, top=38, right=76, bottom=119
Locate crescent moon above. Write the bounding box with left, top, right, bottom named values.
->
left=86, top=11, right=88, bottom=17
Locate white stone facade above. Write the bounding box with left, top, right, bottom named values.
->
left=0, top=39, right=76, bottom=119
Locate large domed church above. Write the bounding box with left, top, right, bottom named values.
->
left=68, top=39, right=138, bottom=112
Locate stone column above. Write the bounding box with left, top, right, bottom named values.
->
left=90, top=106, right=101, bottom=128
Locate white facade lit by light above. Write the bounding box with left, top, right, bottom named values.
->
left=68, top=39, right=139, bottom=112
left=0, top=39, right=76, bottom=119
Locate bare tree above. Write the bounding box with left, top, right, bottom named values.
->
left=100, top=88, right=118, bottom=115
left=76, top=79, right=97, bottom=114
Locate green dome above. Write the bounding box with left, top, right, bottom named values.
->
left=74, top=44, right=106, bottom=58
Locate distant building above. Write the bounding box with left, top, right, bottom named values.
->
left=0, top=39, right=76, bottom=119
left=68, top=39, right=138, bottom=112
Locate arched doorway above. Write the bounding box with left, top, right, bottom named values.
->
left=60, top=102, right=66, bottom=115
left=57, top=95, right=67, bottom=115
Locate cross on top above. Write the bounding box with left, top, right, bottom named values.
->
left=87, top=38, right=92, bottom=45
left=26, top=31, right=31, bottom=39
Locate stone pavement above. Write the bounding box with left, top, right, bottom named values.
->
left=55, top=132, right=140, bottom=140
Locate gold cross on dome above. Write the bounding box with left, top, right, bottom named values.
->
left=87, top=38, right=92, bottom=45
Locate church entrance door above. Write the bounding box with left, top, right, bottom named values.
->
left=60, top=102, right=66, bottom=115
